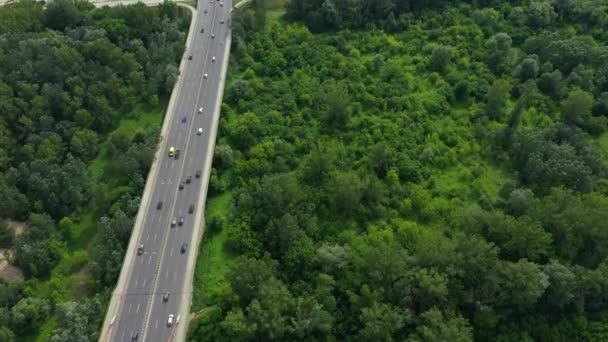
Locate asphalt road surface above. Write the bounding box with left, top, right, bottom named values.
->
left=107, top=0, right=232, bottom=341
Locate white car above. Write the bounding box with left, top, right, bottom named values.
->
left=212, top=56, right=216, bottom=62
left=167, top=314, right=174, bottom=327
left=198, top=107, right=203, bottom=114
left=197, top=128, right=203, bottom=135
left=204, top=73, right=208, bottom=79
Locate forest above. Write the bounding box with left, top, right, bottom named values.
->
left=0, top=0, right=187, bottom=339
left=188, top=0, right=608, bottom=341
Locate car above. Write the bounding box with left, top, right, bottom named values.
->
left=137, top=244, right=144, bottom=255
left=197, top=127, right=203, bottom=135
left=204, top=9, right=207, bottom=13
left=220, top=1, right=223, bottom=6
left=221, top=19, right=224, bottom=24
left=200, top=28, right=204, bottom=33
left=175, top=149, right=180, bottom=159
left=195, top=169, right=201, bottom=178
left=198, top=107, right=203, bottom=114
left=178, top=216, right=184, bottom=226
left=167, top=314, right=174, bottom=327
left=181, top=243, right=188, bottom=253
left=212, top=56, right=216, bottom=62
left=157, top=201, right=163, bottom=210
left=181, top=116, right=187, bottom=124
left=131, top=332, right=139, bottom=340
left=169, top=146, right=175, bottom=157
left=162, top=292, right=170, bottom=302
left=204, top=73, right=208, bottom=79
left=189, top=204, right=194, bottom=214
left=211, top=33, right=215, bottom=39
left=171, top=217, right=177, bottom=227
left=186, top=176, right=192, bottom=184
left=179, top=182, right=184, bottom=190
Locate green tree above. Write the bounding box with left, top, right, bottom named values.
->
left=359, top=302, right=407, bottom=341
left=44, top=0, right=82, bottom=31
left=10, top=297, right=51, bottom=331
left=562, top=89, right=597, bottom=133
left=496, top=259, right=549, bottom=310
left=408, top=308, right=473, bottom=342
left=541, top=260, right=579, bottom=311
left=220, top=308, right=256, bottom=342
left=50, top=298, right=101, bottom=342
left=428, top=45, right=453, bottom=73
left=528, top=1, right=558, bottom=28
left=246, top=278, right=294, bottom=340
left=486, top=33, right=513, bottom=74
left=321, top=80, right=351, bottom=129
left=538, top=70, right=564, bottom=98
left=327, top=172, right=364, bottom=217
left=484, top=79, right=512, bottom=121
left=513, top=55, right=539, bottom=81
left=227, top=255, right=277, bottom=305
left=70, top=128, right=99, bottom=161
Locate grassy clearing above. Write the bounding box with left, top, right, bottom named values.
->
left=191, top=191, right=234, bottom=311
left=89, top=102, right=165, bottom=180
left=433, top=161, right=508, bottom=209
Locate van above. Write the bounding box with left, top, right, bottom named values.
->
left=169, top=147, right=175, bottom=157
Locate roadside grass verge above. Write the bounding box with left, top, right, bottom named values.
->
left=191, top=191, right=234, bottom=312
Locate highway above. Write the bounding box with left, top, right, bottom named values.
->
left=102, top=0, right=232, bottom=341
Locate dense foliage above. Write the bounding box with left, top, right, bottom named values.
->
left=0, top=0, right=187, bottom=339
left=189, top=0, right=608, bottom=341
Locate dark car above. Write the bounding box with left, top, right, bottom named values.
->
left=189, top=204, right=194, bottom=214
left=178, top=217, right=184, bottom=226
left=131, top=332, right=139, bottom=341
left=186, top=176, right=192, bottom=184
left=162, top=292, right=170, bottom=302
left=188, top=55, right=192, bottom=60
left=175, top=149, right=180, bottom=159
left=181, top=116, right=187, bottom=124
left=181, top=243, right=188, bottom=253
left=137, top=244, right=144, bottom=255
left=179, top=182, right=184, bottom=190
left=195, top=169, right=201, bottom=178
left=157, top=201, right=163, bottom=210
left=200, top=28, right=204, bottom=33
